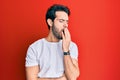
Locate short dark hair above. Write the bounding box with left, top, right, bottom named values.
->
left=46, top=4, right=70, bottom=29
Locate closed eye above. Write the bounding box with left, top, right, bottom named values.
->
left=58, top=19, right=68, bottom=23
left=59, top=19, right=65, bottom=23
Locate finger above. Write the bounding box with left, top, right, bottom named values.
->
left=61, top=31, right=65, bottom=39
left=64, top=28, right=71, bottom=38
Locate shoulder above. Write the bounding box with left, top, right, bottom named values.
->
left=26, top=38, right=45, bottom=59
left=29, top=38, right=44, bottom=49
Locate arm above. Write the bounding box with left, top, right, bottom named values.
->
left=26, top=66, right=51, bottom=80
left=64, top=56, right=80, bottom=80
left=62, top=28, right=80, bottom=80
left=26, top=66, right=67, bottom=80
left=26, top=65, right=39, bottom=80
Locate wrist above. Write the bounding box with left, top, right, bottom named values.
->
left=63, top=48, right=69, bottom=52
left=64, top=51, right=70, bottom=55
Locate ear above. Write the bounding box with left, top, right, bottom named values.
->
left=47, top=19, right=53, bottom=27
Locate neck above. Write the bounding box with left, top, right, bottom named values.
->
left=45, top=30, right=59, bottom=42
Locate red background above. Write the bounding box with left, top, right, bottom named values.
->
left=0, top=0, right=120, bottom=80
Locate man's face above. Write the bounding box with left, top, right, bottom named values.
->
left=52, top=11, right=69, bottom=40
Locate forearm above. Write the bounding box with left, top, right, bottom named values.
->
left=37, top=75, right=67, bottom=80
left=38, top=78, right=53, bottom=80
left=38, top=78, right=51, bottom=80
left=26, top=66, right=67, bottom=80
left=38, top=78, right=57, bottom=80
left=64, top=55, right=79, bottom=80
left=27, top=75, right=67, bottom=80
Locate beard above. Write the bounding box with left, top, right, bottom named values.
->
left=52, top=24, right=63, bottom=40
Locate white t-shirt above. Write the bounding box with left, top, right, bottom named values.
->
left=25, top=38, right=78, bottom=78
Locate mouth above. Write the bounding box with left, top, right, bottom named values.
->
left=59, top=30, right=64, bottom=37
left=63, top=30, right=65, bottom=35
left=60, top=29, right=65, bottom=35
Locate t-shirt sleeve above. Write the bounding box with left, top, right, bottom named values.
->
left=70, top=43, right=78, bottom=60
left=25, top=46, right=38, bottom=67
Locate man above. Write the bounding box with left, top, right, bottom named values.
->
left=25, top=4, right=80, bottom=80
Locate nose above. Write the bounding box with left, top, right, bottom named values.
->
left=63, top=22, right=68, bottom=28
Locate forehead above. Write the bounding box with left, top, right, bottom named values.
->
left=55, top=11, right=69, bottom=20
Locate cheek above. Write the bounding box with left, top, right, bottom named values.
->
left=54, top=23, right=64, bottom=31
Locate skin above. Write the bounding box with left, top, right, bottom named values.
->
left=26, top=11, right=80, bottom=80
